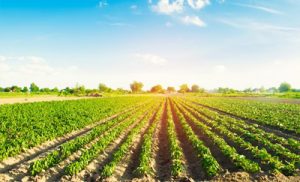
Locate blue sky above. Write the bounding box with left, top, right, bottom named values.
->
left=0, top=0, right=300, bottom=90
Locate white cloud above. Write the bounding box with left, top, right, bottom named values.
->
left=181, top=15, right=206, bottom=27
left=234, top=3, right=283, bottom=15
left=98, top=0, right=108, bottom=8
left=152, top=0, right=184, bottom=14
left=187, top=0, right=210, bottom=9
left=134, top=53, right=168, bottom=65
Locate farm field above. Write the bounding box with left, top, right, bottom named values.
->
left=0, top=96, right=299, bottom=182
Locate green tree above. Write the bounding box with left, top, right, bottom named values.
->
left=191, top=84, right=204, bottom=93
left=4, top=87, right=11, bottom=92
left=98, top=83, right=112, bottom=92
left=22, top=86, right=29, bottom=93
left=30, top=83, right=39, bottom=92
left=0, top=87, right=3, bottom=92
left=279, top=82, right=291, bottom=93
left=11, top=85, right=22, bottom=92
left=52, top=87, right=59, bottom=92
left=74, top=84, right=85, bottom=95
left=40, top=88, right=51, bottom=93
left=178, top=84, right=190, bottom=93
left=150, top=85, right=164, bottom=93
left=167, top=87, right=176, bottom=93
left=130, top=81, right=144, bottom=93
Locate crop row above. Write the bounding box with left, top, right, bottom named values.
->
left=134, top=100, right=165, bottom=176
left=100, top=100, right=163, bottom=178
left=64, top=99, right=161, bottom=175
left=170, top=99, right=220, bottom=177
left=179, top=99, right=300, bottom=162
left=176, top=98, right=298, bottom=175
left=29, top=102, right=147, bottom=176
left=172, top=99, right=261, bottom=173
left=166, top=100, right=185, bottom=177
left=185, top=98, right=299, bottom=152
left=187, top=97, right=300, bottom=134
left=0, top=96, right=153, bottom=160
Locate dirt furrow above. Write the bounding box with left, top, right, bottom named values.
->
left=120, top=104, right=161, bottom=181
left=105, top=105, right=161, bottom=181
left=154, top=101, right=171, bottom=181
left=169, top=99, right=206, bottom=180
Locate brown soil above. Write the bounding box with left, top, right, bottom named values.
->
left=154, top=101, right=172, bottom=181
left=169, top=99, right=205, bottom=180
left=0, top=96, right=93, bottom=105
left=212, top=171, right=300, bottom=182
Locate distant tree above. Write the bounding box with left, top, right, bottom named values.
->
left=267, top=87, right=278, bottom=94
left=52, top=87, right=59, bottom=92
left=0, top=87, right=3, bottom=92
left=191, top=84, right=205, bottom=93
left=217, top=87, right=237, bottom=94
left=130, top=81, right=144, bottom=93
left=40, top=88, right=51, bottom=93
left=74, top=84, right=85, bottom=95
left=11, top=85, right=22, bottom=92
left=279, top=82, right=291, bottom=93
left=30, top=83, right=39, bottom=92
left=150, top=85, right=164, bottom=93
left=116, top=88, right=129, bottom=94
left=243, top=88, right=252, bottom=93
left=178, top=84, right=190, bottom=93
left=167, top=87, right=176, bottom=93
left=259, top=86, right=266, bottom=93
left=98, top=83, right=112, bottom=92
left=4, top=87, right=11, bottom=92
left=22, top=86, right=29, bottom=93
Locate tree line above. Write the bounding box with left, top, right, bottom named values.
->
left=0, top=81, right=297, bottom=95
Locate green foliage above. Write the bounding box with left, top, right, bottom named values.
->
left=193, top=97, right=300, bottom=134
left=279, top=82, right=292, bottom=93
left=179, top=97, right=299, bottom=175
left=130, top=81, right=144, bottom=93
left=167, top=87, right=176, bottom=93
left=178, top=84, right=190, bottom=93
left=150, top=85, right=164, bottom=93
left=30, top=82, right=39, bottom=92
left=0, top=96, right=152, bottom=161
left=134, top=101, right=164, bottom=176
